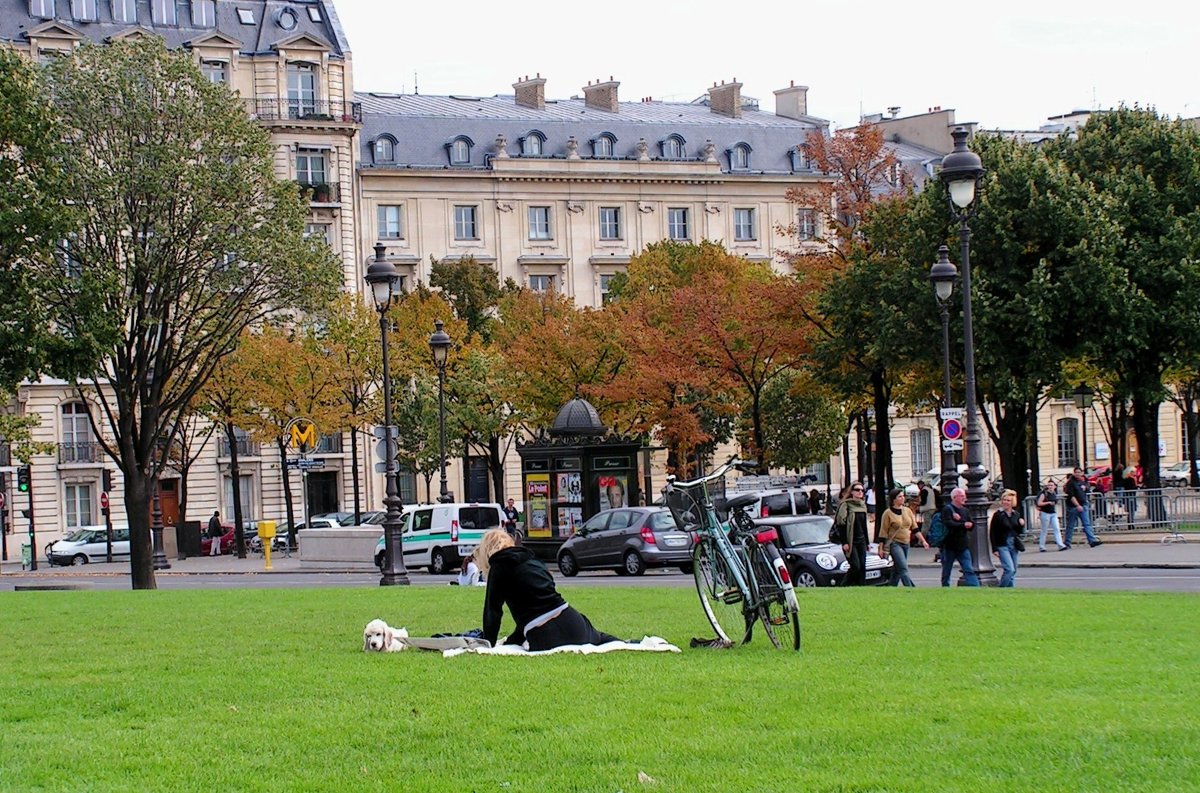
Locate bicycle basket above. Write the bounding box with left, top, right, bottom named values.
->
left=665, top=483, right=717, bottom=534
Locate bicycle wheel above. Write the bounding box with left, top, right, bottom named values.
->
left=752, top=546, right=801, bottom=651
left=692, top=542, right=751, bottom=645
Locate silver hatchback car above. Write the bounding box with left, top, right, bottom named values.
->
left=557, top=507, right=694, bottom=576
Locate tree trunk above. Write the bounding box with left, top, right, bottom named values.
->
left=1132, top=391, right=1168, bottom=527
left=990, top=400, right=1033, bottom=501
left=225, top=422, right=246, bottom=558
left=841, top=416, right=853, bottom=491
left=1187, top=394, right=1199, bottom=486
left=871, top=369, right=890, bottom=531
left=488, top=433, right=504, bottom=501
left=350, top=427, right=362, bottom=523
left=123, top=465, right=155, bottom=589
left=750, top=388, right=767, bottom=475
left=1027, top=406, right=1040, bottom=495
left=178, top=465, right=190, bottom=529
left=278, top=439, right=296, bottom=544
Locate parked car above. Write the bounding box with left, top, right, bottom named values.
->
left=313, top=511, right=355, bottom=524
left=199, top=524, right=236, bottom=556
left=1086, top=466, right=1113, bottom=493
left=46, top=525, right=131, bottom=566
left=557, top=506, right=694, bottom=576
left=1159, top=462, right=1196, bottom=488
left=342, top=511, right=385, bottom=527
left=753, top=515, right=893, bottom=587
left=716, top=488, right=814, bottom=521
left=373, top=502, right=504, bottom=574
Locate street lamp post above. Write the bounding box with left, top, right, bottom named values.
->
left=929, top=245, right=959, bottom=504
left=428, top=320, right=453, bottom=504
left=366, top=243, right=409, bottom=586
left=939, top=126, right=996, bottom=586
left=1072, top=385, right=1095, bottom=469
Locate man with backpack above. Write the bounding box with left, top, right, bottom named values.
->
left=939, top=488, right=980, bottom=586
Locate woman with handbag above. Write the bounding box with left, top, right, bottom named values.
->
left=989, top=489, right=1025, bottom=588
left=833, top=482, right=869, bottom=586
left=879, top=488, right=928, bottom=587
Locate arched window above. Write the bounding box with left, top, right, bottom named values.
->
left=373, top=136, right=395, bottom=163
left=521, top=130, right=545, bottom=156
left=729, top=142, right=752, bottom=170
left=447, top=136, right=474, bottom=165
left=592, top=132, right=616, bottom=158
left=661, top=134, right=685, bottom=160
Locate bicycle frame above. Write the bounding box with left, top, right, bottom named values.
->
left=665, top=459, right=754, bottom=600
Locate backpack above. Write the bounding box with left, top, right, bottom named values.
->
left=926, top=511, right=947, bottom=547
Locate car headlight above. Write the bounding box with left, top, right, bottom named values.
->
left=838, top=560, right=850, bottom=573
left=815, top=553, right=838, bottom=570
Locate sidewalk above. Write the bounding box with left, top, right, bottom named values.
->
left=2, top=533, right=1198, bottom=576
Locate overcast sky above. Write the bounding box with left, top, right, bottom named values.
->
left=332, top=0, right=1197, bottom=132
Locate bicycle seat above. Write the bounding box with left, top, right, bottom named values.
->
left=723, top=493, right=759, bottom=511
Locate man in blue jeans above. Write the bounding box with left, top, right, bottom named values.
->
left=1063, top=467, right=1103, bottom=548
left=940, top=488, right=980, bottom=587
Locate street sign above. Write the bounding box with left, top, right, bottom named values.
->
left=298, top=459, right=326, bottom=471
left=942, top=439, right=964, bottom=452
left=374, top=462, right=391, bottom=474
left=372, top=425, right=399, bottom=440
left=285, top=417, right=318, bottom=452
left=939, top=407, right=964, bottom=420
left=99, top=492, right=109, bottom=510
left=941, top=418, right=964, bottom=441
left=375, top=438, right=397, bottom=462
left=286, top=459, right=301, bottom=469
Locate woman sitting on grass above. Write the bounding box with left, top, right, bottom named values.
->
left=475, top=528, right=620, bottom=650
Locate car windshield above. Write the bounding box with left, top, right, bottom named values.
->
left=63, top=529, right=94, bottom=542
left=648, top=511, right=677, bottom=531
left=777, top=518, right=834, bottom=546
left=1168, top=462, right=1191, bottom=472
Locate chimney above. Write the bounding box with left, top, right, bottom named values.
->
left=708, top=78, right=743, bottom=119
left=774, top=81, right=809, bottom=120
left=513, top=74, right=546, bottom=110
left=582, top=77, right=620, bottom=113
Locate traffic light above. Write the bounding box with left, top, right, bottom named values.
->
left=17, top=465, right=31, bottom=493
left=102, top=468, right=113, bottom=492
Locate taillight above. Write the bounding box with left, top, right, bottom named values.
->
left=755, top=529, right=779, bottom=544
left=451, top=519, right=459, bottom=542
left=640, top=525, right=656, bottom=545
left=761, top=505, right=769, bottom=518
left=690, top=531, right=700, bottom=544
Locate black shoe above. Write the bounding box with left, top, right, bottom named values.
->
left=1039, top=548, right=1047, bottom=552
left=1089, top=540, right=1104, bottom=547
left=1060, top=544, right=1071, bottom=550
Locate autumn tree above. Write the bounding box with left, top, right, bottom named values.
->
left=202, top=344, right=258, bottom=556
left=29, top=39, right=340, bottom=588
left=167, top=396, right=217, bottom=529
left=429, top=255, right=504, bottom=342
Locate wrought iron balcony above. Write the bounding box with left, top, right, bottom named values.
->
left=296, top=181, right=342, bottom=204
left=58, top=442, right=104, bottom=464
left=250, top=98, right=363, bottom=125
left=218, top=436, right=261, bottom=458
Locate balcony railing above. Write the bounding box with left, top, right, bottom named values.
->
left=297, top=181, right=342, bottom=204
left=59, top=442, right=104, bottom=464
left=250, top=98, right=363, bottom=124
left=218, top=437, right=261, bottom=458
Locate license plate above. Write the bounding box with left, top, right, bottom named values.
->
left=866, top=570, right=881, bottom=580
left=664, top=537, right=687, bottom=547
left=457, top=546, right=474, bottom=557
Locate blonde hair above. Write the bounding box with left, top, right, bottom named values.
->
left=474, top=529, right=514, bottom=573
left=1002, top=488, right=1018, bottom=504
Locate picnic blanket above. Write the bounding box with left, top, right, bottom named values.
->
left=443, top=635, right=680, bottom=658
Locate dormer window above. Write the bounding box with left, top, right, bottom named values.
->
left=30, top=0, right=54, bottom=19
left=447, top=136, right=474, bottom=166
left=237, top=7, right=255, bottom=24
left=151, top=0, right=177, bottom=24
left=70, top=0, right=98, bottom=22
left=112, top=0, right=136, bottom=22
left=660, top=134, right=686, bottom=160
left=729, top=142, right=752, bottom=170
left=373, top=135, right=396, bottom=164
left=520, top=130, right=545, bottom=156
left=592, top=132, right=616, bottom=158
left=790, top=144, right=814, bottom=172
left=192, top=0, right=216, bottom=26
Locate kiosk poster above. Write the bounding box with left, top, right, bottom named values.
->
left=558, top=506, right=583, bottom=537
left=556, top=472, right=582, bottom=503
left=596, top=473, right=629, bottom=511
left=526, top=474, right=551, bottom=538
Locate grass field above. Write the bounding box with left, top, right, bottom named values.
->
left=1, top=585, right=1198, bottom=792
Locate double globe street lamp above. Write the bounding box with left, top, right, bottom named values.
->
left=937, top=126, right=997, bottom=586
left=427, top=320, right=453, bottom=504
left=366, top=243, right=409, bottom=586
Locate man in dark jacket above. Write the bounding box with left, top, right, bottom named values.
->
left=207, top=511, right=223, bottom=556
left=939, top=488, right=979, bottom=586
left=1063, top=467, right=1102, bottom=548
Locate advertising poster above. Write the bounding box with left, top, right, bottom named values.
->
left=526, top=474, right=551, bottom=538
left=558, top=507, right=583, bottom=537
left=556, top=472, right=582, bottom=503
left=596, top=473, right=629, bottom=511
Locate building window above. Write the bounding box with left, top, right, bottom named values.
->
left=667, top=207, right=690, bottom=241
left=521, top=131, right=544, bottom=156
left=528, top=206, right=552, bottom=241
left=191, top=0, right=215, bottom=26
left=599, top=206, right=621, bottom=240
left=111, top=0, right=136, bottom=22
left=61, top=402, right=95, bottom=462
left=529, top=274, right=555, bottom=293
left=287, top=63, right=318, bottom=118
left=151, top=0, right=177, bottom=24
left=730, top=143, right=751, bottom=170
left=454, top=205, right=478, bottom=240
left=59, top=237, right=83, bottom=278
left=661, top=135, right=685, bottom=160
left=373, top=137, right=394, bottom=163
left=295, top=149, right=327, bottom=185
left=599, top=273, right=621, bottom=305
left=797, top=208, right=816, bottom=241
left=910, top=429, right=932, bottom=477
left=306, top=6, right=322, bottom=22
left=200, top=60, right=227, bottom=85
left=64, top=484, right=94, bottom=528
left=377, top=205, right=403, bottom=239
left=592, top=133, right=615, bottom=158
left=734, top=208, right=756, bottom=241
left=304, top=223, right=331, bottom=245
left=1057, top=418, right=1079, bottom=468
left=449, top=137, right=472, bottom=165
left=30, top=0, right=54, bottom=18
left=791, top=145, right=814, bottom=172
left=236, top=7, right=255, bottom=24
left=71, top=0, right=98, bottom=21
left=223, top=474, right=253, bottom=519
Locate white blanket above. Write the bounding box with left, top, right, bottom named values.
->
left=443, top=635, right=680, bottom=658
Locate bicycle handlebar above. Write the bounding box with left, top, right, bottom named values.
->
left=666, top=455, right=757, bottom=489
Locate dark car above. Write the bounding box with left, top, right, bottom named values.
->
left=557, top=507, right=694, bottom=576
left=753, top=515, right=892, bottom=587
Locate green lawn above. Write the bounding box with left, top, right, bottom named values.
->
left=1, top=585, right=1197, bottom=792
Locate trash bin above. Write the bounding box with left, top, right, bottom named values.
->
left=177, top=520, right=202, bottom=559
left=21, top=543, right=31, bottom=570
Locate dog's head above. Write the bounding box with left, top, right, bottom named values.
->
left=362, top=619, right=409, bottom=652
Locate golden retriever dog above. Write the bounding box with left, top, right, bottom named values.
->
left=362, top=618, right=410, bottom=652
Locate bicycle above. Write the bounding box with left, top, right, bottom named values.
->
left=664, top=457, right=801, bottom=650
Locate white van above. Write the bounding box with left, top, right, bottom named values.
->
left=373, top=502, right=505, bottom=574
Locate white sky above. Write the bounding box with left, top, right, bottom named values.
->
left=331, top=0, right=1198, bottom=132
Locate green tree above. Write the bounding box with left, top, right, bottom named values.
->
left=758, top=373, right=845, bottom=472
left=429, top=255, right=503, bottom=342
left=31, top=40, right=340, bottom=588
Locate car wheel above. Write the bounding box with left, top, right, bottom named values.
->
left=623, top=551, right=646, bottom=576
left=375, top=552, right=386, bottom=573
left=72, top=554, right=88, bottom=566
left=430, top=548, right=447, bottom=575
left=794, top=569, right=820, bottom=588
left=679, top=563, right=694, bottom=575
left=558, top=552, right=578, bottom=577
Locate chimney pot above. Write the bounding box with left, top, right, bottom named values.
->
left=773, top=82, right=809, bottom=120
left=513, top=75, right=548, bottom=110
left=708, top=79, right=744, bottom=119
left=582, top=78, right=620, bottom=112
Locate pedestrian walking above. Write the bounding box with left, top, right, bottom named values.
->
left=807, top=489, right=822, bottom=516
left=207, top=511, right=223, bottom=556
left=917, top=479, right=936, bottom=535
left=1036, top=480, right=1067, bottom=551
left=833, top=482, right=869, bottom=586
left=989, top=489, right=1025, bottom=587
left=502, top=498, right=520, bottom=537
left=1121, top=463, right=1140, bottom=522
left=1064, top=467, right=1103, bottom=548
left=939, top=487, right=980, bottom=587
left=879, top=488, right=926, bottom=587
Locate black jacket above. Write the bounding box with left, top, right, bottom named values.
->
left=989, top=509, right=1024, bottom=552
left=940, top=502, right=972, bottom=553
left=482, top=546, right=566, bottom=647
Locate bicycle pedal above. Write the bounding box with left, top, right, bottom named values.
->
left=718, top=589, right=743, bottom=604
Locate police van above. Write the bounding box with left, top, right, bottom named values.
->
left=373, top=502, right=506, bottom=574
